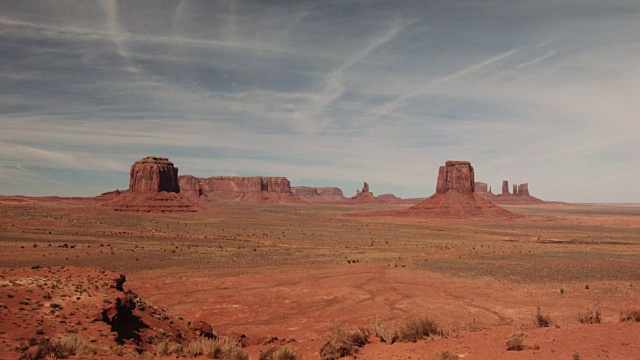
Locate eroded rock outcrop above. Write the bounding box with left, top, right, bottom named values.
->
left=109, top=156, right=197, bottom=212
left=292, top=186, right=346, bottom=201
left=351, top=181, right=376, bottom=202
left=409, top=160, right=517, bottom=218
left=436, top=161, right=475, bottom=195
left=477, top=180, right=542, bottom=204
left=129, top=156, right=180, bottom=193
left=502, top=180, right=510, bottom=195
left=177, top=176, right=300, bottom=203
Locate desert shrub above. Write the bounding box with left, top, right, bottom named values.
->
left=319, top=325, right=370, bottom=360
left=19, top=336, right=93, bottom=360
left=75, top=343, right=97, bottom=357
left=505, top=331, right=528, bottom=351
left=110, top=344, right=126, bottom=356
left=373, top=317, right=397, bottom=344
left=153, top=340, right=182, bottom=356
left=578, top=308, right=601, bottom=324
left=572, top=349, right=581, bottom=360
left=620, top=309, right=640, bottom=322
left=154, top=340, right=170, bottom=356
left=259, top=345, right=302, bottom=360
left=186, top=340, right=203, bottom=358
left=57, top=335, right=86, bottom=357
left=397, top=316, right=442, bottom=342
left=432, top=349, right=459, bottom=360
left=534, top=306, right=552, bottom=328
left=201, top=337, right=249, bottom=360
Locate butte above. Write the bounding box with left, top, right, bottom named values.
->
left=408, top=161, right=517, bottom=218
left=109, top=156, right=197, bottom=212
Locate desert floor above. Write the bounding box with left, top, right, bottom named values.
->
left=1, top=196, right=639, bottom=359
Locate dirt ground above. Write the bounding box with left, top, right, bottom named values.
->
left=1, top=196, right=639, bottom=359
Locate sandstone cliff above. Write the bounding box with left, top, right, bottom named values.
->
left=178, top=175, right=300, bottom=203
left=129, top=156, right=180, bottom=193
left=436, top=161, right=475, bottom=195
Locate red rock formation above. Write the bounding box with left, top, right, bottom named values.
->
left=109, top=156, right=197, bottom=212
left=436, top=161, right=475, bottom=195
left=292, top=186, right=346, bottom=201
left=409, top=160, right=517, bottom=218
left=376, top=194, right=400, bottom=201
left=502, top=180, right=510, bottom=195
left=110, top=274, right=126, bottom=292
left=129, top=156, right=180, bottom=193
left=351, top=182, right=376, bottom=202
left=177, top=175, right=300, bottom=203
left=478, top=180, right=542, bottom=204
left=517, top=183, right=530, bottom=196
left=179, top=175, right=203, bottom=201
left=475, top=182, right=489, bottom=194
left=192, top=321, right=216, bottom=339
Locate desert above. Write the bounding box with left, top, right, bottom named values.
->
left=2, top=2, right=640, bottom=359
left=1, top=157, right=639, bottom=359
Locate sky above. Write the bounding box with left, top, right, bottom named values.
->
left=1, top=0, right=639, bottom=202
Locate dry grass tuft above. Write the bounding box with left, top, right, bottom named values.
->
left=620, top=309, right=640, bottom=322
left=432, top=349, right=459, bottom=360
left=534, top=306, right=552, bottom=327
left=373, top=317, right=397, bottom=344
left=199, top=337, right=249, bottom=360
left=397, top=316, right=443, bottom=342
left=259, top=345, right=302, bottom=360
left=506, top=331, right=529, bottom=351
left=578, top=308, right=601, bottom=324
left=319, top=325, right=370, bottom=360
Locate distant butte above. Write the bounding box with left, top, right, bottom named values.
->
left=178, top=175, right=301, bottom=204
left=109, top=156, right=196, bottom=213
left=291, top=186, right=347, bottom=202
left=409, top=160, right=517, bottom=218
left=476, top=180, right=543, bottom=205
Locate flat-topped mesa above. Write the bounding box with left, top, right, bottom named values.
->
left=198, top=176, right=291, bottom=194
left=129, top=156, right=180, bottom=193
left=435, top=160, right=475, bottom=195
left=475, top=181, right=489, bottom=194
left=177, top=175, right=300, bottom=203
left=292, top=187, right=345, bottom=197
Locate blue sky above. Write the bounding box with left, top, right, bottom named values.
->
left=1, top=0, right=639, bottom=202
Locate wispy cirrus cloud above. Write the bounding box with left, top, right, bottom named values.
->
left=0, top=0, right=639, bottom=201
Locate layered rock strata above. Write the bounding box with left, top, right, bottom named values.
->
left=178, top=175, right=300, bottom=203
